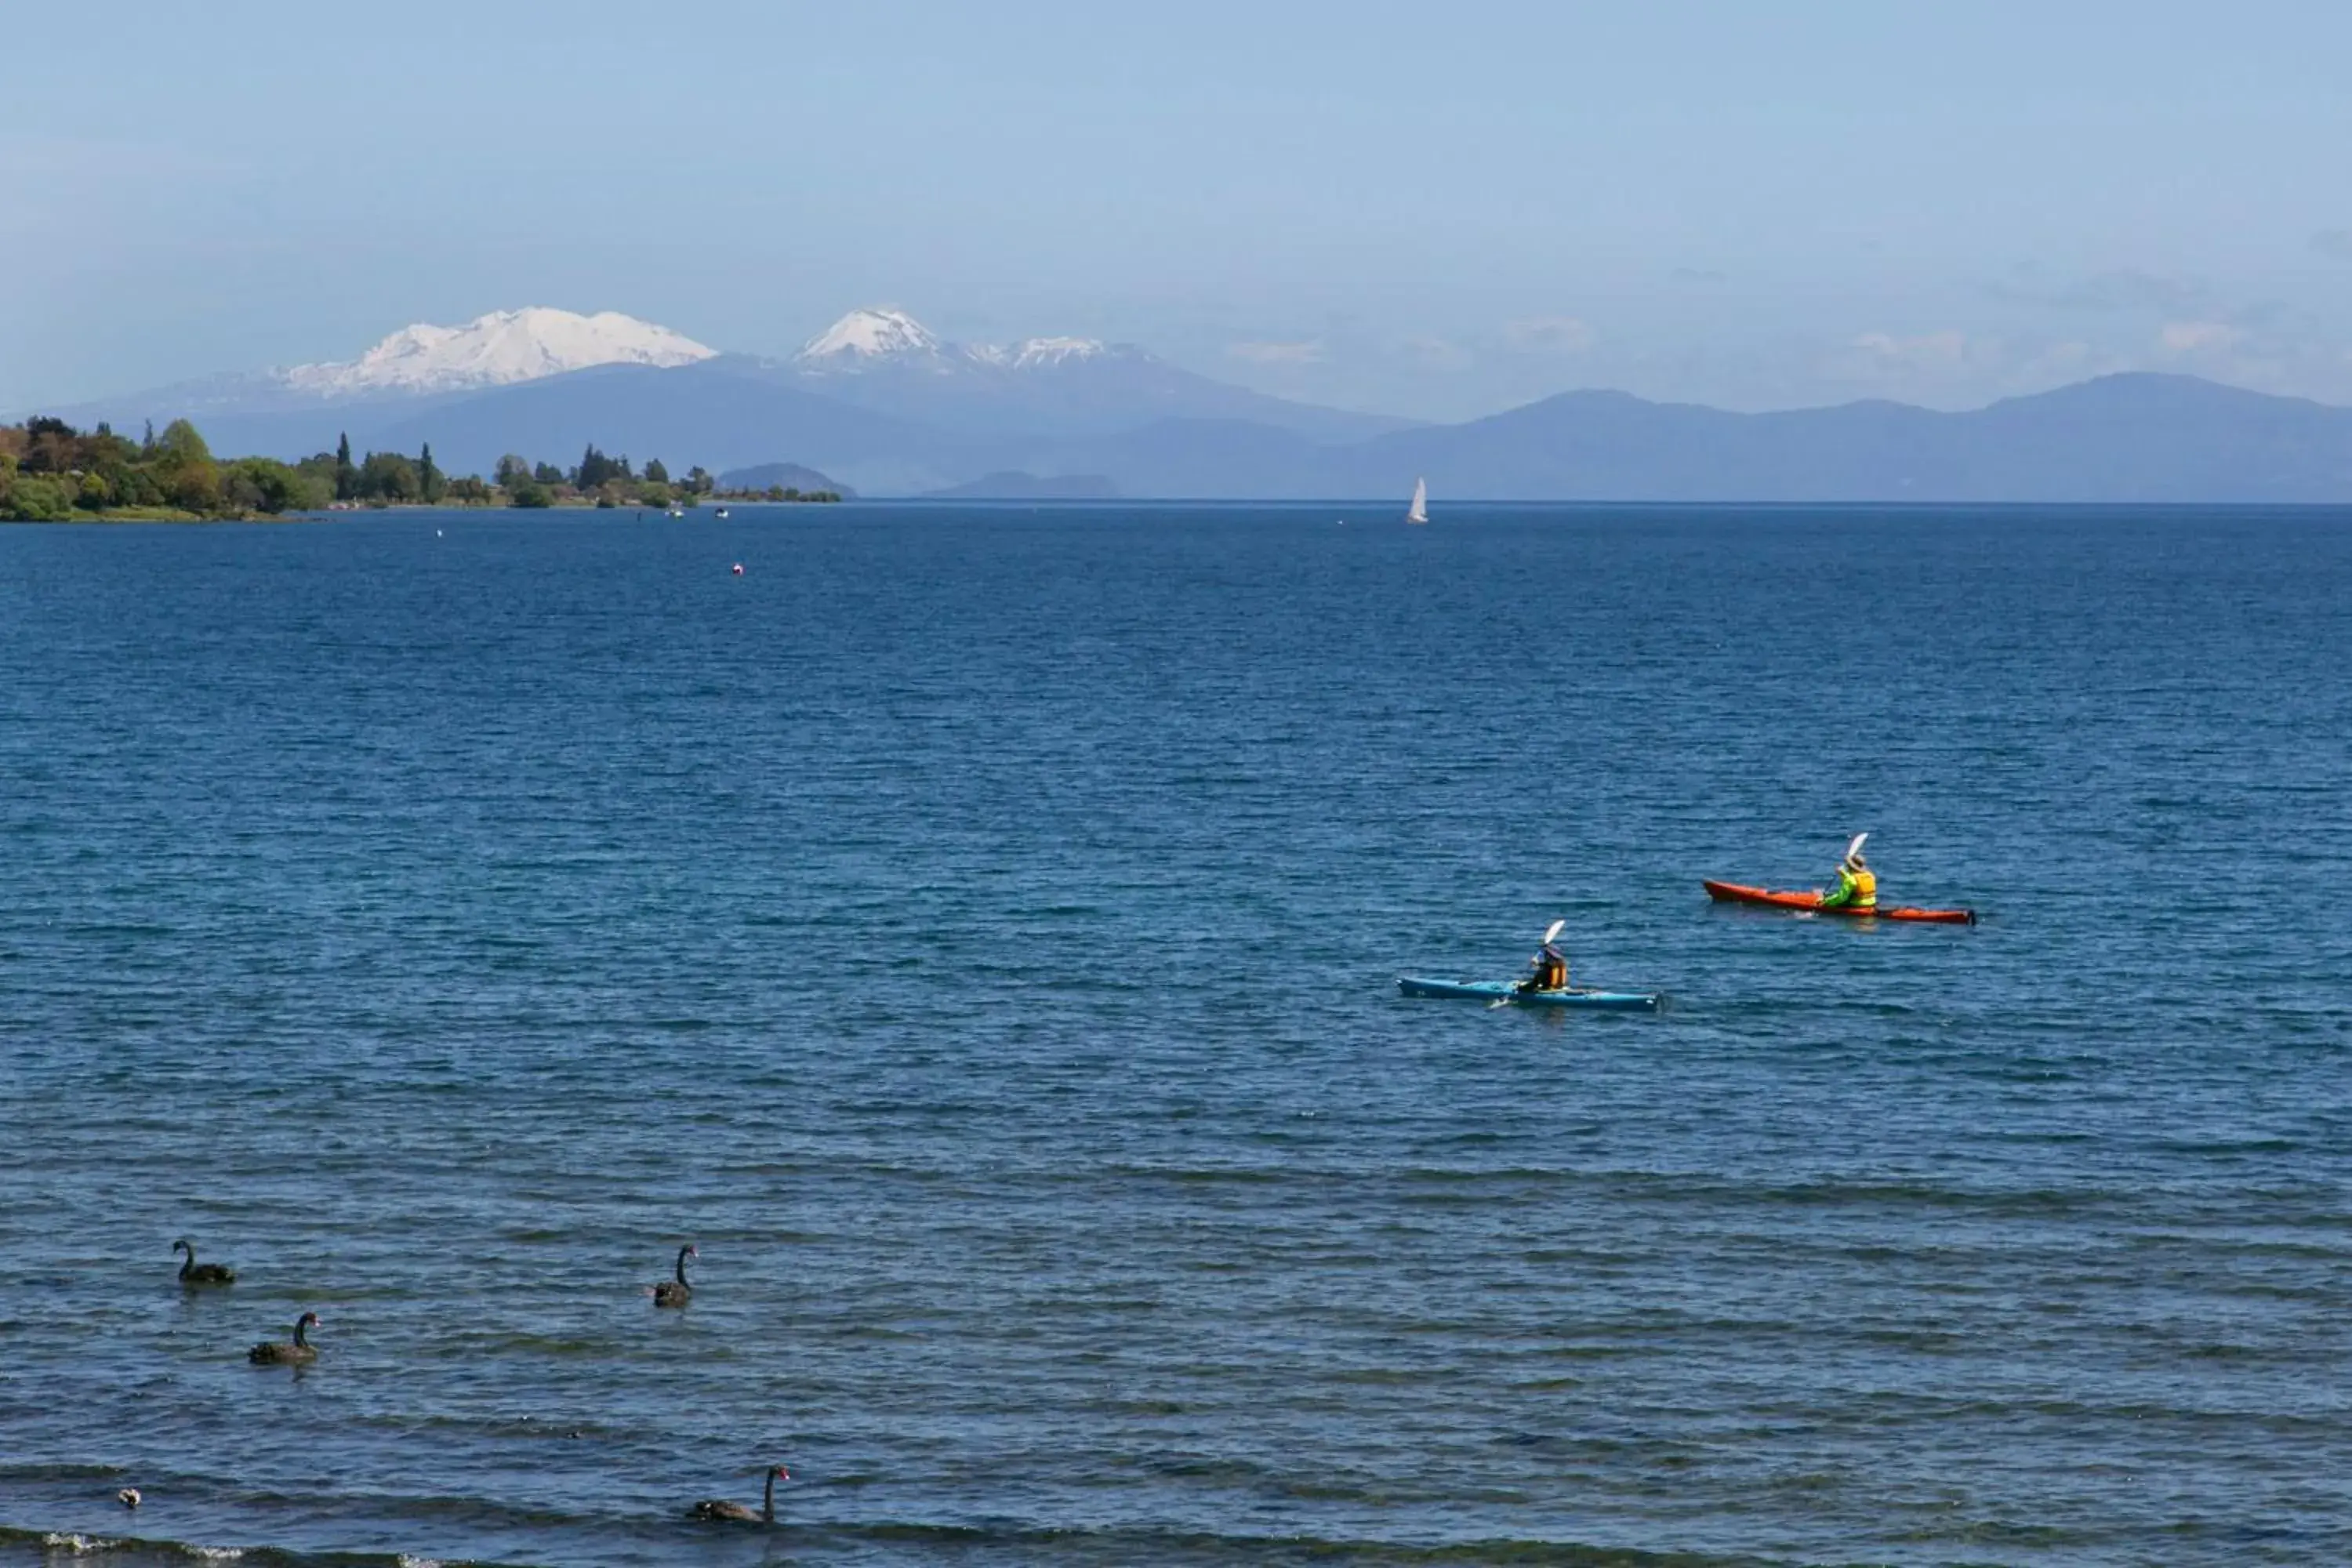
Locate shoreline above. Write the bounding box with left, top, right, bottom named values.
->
left=3, top=509, right=328, bottom=525
left=5, top=498, right=847, bottom=525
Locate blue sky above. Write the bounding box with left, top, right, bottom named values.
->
left=6, top=0, right=2350, bottom=419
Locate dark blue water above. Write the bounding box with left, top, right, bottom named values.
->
left=2, top=504, right=2347, bottom=1567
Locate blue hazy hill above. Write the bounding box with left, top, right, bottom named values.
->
left=753, top=342, right=1412, bottom=445
left=1334, top=374, right=2352, bottom=503
left=38, top=361, right=2352, bottom=501
left=872, top=372, right=2352, bottom=500
left=365, top=358, right=976, bottom=495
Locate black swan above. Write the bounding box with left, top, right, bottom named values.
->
left=248, top=1312, right=321, bottom=1364
left=690, top=1464, right=788, bottom=1523
left=174, top=1239, right=235, bottom=1287
left=653, top=1243, right=697, bottom=1307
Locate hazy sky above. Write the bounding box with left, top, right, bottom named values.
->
left=7, top=0, right=2350, bottom=420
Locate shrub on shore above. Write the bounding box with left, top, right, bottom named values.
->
left=2, top=416, right=335, bottom=520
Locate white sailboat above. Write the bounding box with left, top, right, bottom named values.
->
left=1405, top=476, right=1428, bottom=524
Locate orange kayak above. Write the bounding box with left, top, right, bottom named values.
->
left=1703, top=880, right=1976, bottom=925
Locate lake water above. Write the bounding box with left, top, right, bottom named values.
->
left=2, top=503, right=2347, bottom=1567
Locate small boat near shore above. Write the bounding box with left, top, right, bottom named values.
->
left=1397, top=976, right=1663, bottom=1011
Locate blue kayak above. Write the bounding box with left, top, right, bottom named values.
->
left=1397, top=977, right=1663, bottom=1011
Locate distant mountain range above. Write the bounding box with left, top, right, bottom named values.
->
left=30, top=306, right=2352, bottom=501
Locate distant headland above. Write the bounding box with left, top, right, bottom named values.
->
left=1, top=417, right=841, bottom=522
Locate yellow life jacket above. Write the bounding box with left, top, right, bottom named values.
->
left=1848, top=866, right=1878, bottom=909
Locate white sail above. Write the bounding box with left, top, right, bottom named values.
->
left=1406, top=476, right=1428, bottom=524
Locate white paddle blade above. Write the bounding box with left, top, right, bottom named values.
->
left=1845, top=833, right=1868, bottom=862
left=1542, top=919, right=1565, bottom=946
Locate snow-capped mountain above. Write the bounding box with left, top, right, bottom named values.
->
left=792, top=307, right=1128, bottom=377
left=969, top=336, right=1116, bottom=369
left=758, top=307, right=1400, bottom=444
left=794, top=307, right=953, bottom=368
left=285, top=308, right=713, bottom=397
left=1006, top=336, right=1111, bottom=368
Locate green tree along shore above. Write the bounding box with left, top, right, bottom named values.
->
left=2, top=417, right=322, bottom=521
left=2, top=418, right=840, bottom=521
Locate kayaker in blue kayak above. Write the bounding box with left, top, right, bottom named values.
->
left=1817, top=833, right=1878, bottom=912
left=1515, top=919, right=1570, bottom=993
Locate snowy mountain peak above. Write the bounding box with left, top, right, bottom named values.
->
left=1007, top=336, right=1111, bottom=368
left=283, top=308, right=713, bottom=397
left=796, top=307, right=947, bottom=365
left=793, top=310, right=1154, bottom=379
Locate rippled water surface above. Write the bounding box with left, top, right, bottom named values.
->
left=2, top=503, right=2348, bottom=1566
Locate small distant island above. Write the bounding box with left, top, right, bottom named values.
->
left=712, top=463, right=854, bottom=503
left=2, top=416, right=844, bottom=521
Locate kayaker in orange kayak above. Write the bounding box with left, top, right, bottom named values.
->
left=1516, top=918, right=1570, bottom=993
left=1817, top=833, right=1878, bottom=912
